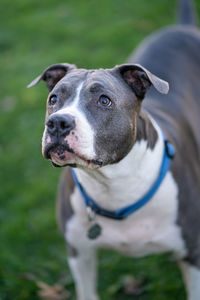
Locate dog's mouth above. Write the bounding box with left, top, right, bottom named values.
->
left=44, top=143, right=103, bottom=169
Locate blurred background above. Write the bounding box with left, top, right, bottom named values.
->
left=1, top=0, right=199, bottom=299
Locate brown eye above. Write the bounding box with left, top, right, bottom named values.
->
left=98, top=95, right=112, bottom=107
left=49, top=95, right=57, bottom=106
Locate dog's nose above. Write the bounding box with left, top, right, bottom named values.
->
left=46, top=114, right=75, bottom=137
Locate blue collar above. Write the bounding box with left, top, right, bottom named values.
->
left=71, top=136, right=175, bottom=221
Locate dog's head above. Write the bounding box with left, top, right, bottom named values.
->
left=28, top=63, right=168, bottom=168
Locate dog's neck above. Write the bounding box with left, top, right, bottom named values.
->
left=75, top=115, right=164, bottom=211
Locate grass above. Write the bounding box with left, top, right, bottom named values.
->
left=0, top=0, right=199, bottom=299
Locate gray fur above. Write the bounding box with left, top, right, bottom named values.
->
left=178, top=0, right=197, bottom=26
left=129, top=26, right=200, bottom=267
left=56, top=167, right=75, bottom=234
left=136, top=110, right=158, bottom=149
left=56, top=167, right=78, bottom=257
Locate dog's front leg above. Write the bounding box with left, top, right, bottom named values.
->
left=179, top=261, right=200, bottom=300
left=68, top=246, right=99, bottom=300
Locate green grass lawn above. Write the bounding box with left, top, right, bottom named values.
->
left=1, top=0, right=200, bottom=299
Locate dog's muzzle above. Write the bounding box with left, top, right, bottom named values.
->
left=43, top=113, right=103, bottom=168
left=43, top=113, right=75, bottom=161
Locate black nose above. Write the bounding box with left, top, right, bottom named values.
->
left=46, top=114, right=75, bottom=137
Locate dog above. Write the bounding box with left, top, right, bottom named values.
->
left=28, top=0, right=200, bottom=299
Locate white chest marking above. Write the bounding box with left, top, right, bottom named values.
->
left=65, top=122, right=186, bottom=258
left=67, top=172, right=186, bottom=258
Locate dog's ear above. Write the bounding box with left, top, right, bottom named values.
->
left=27, top=63, right=76, bottom=91
left=114, top=64, right=169, bottom=100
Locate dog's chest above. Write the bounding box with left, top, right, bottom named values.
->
left=66, top=172, right=186, bottom=258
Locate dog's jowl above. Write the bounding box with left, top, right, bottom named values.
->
left=28, top=0, right=200, bottom=299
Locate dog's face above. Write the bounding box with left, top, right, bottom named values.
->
left=28, top=63, right=168, bottom=168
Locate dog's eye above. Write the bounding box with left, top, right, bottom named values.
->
left=98, top=96, right=112, bottom=107
left=49, top=95, right=57, bottom=106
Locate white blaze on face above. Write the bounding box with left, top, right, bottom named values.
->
left=44, top=81, right=96, bottom=159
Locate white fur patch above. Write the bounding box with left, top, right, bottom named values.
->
left=66, top=121, right=186, bottom=258
left=45, top=82, right=96, bottom=159
left=180, top=261, right=200, bottom=300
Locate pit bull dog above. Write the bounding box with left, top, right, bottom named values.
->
left=28, top=0, right=200, bottom=299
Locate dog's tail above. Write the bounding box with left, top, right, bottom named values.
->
left=178, top=0, right=197, bottom=26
